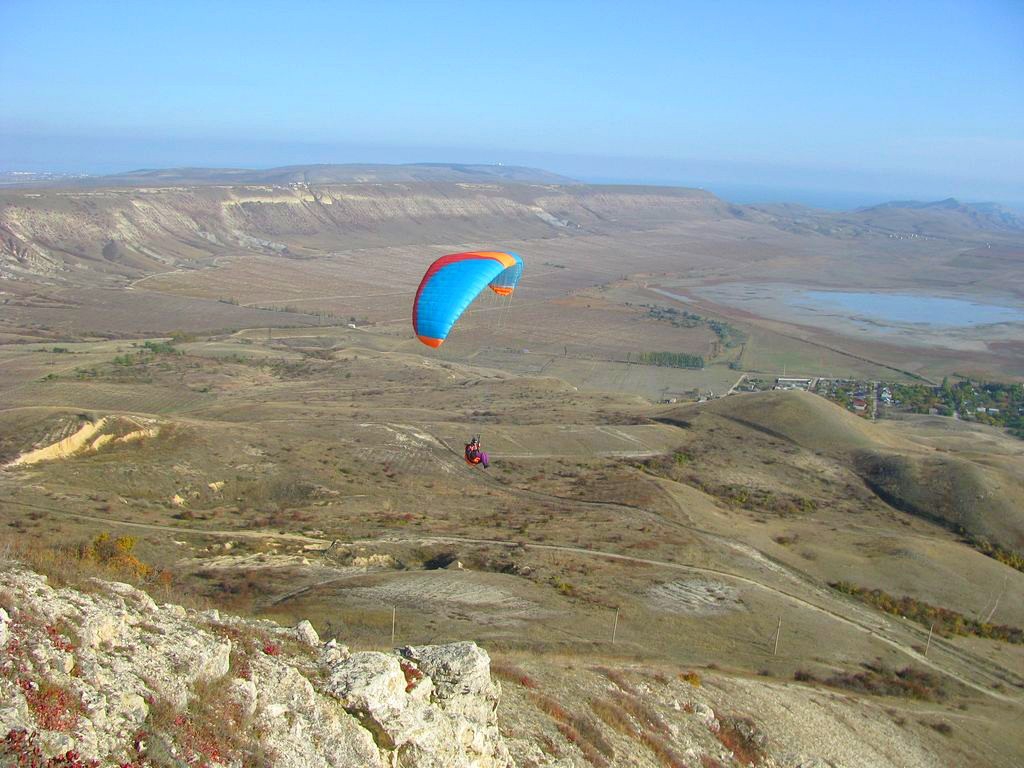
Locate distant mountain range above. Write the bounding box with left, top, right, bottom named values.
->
left=749, top=196, right=1024, bottom=238
left=3, top=164, right=1022, bottom=236
left=854, top=198, right=1024, bottom=233
left=61, top=163, right=577, bottom=187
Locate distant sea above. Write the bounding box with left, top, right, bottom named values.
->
left=578, top=175, right=1024, bottom=212
left=699, top=183, right=892, bottom=211
left=578, top=176, right=897, bottom=211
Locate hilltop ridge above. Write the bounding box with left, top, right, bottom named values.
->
left=6, top=163, right=578, bottom=189
left=854, top=197, right=1024, bottom=234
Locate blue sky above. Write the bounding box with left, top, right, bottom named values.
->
left=1, top=0, right=1022, bottom=207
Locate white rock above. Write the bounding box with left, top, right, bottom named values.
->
left=119, top=692, right=149, bottom=723
left=230, top=677, right=258, bottom=718
left=694, top=702, right=720, bottom=732
left=0, top=689, right=30, bottom=735
left=251, top=655, right=384, bottom=767
left=80, top=611, right=125, bottom=648
left=323, top=651, right=407, bottom=713
left=0, top=566, right=510, bottom=768
left=195, top=638, right=231, bottom=681
left=295, top=619, right=320, bottom=646
left=95, top=579, right=158, bottom=613
left=320, top=640, right=351, bottom=666
left=38, top=732, right=76, bottom=758
left=321, top=644, right=510, bottom=767
left=0, top=606, right=9, bottom=647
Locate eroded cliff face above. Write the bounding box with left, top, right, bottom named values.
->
left=0, top=567, right=510, bottom=767
left=0, top=183, right=726, bottom=280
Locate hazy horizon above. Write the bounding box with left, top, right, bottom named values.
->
left=3, top=134, right=1022, bottom=212
left=2, top=0, right=1022, bottom=209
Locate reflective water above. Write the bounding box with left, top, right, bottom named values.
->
left=799, top=290, right=1024, bottom=327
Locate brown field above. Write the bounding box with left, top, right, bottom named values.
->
left=1, top=179, right=1023, bottom=765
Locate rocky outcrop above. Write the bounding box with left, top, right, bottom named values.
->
left=0, top=567, right=510, bottom=767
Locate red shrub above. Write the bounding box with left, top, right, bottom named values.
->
left=400, top=660, right=424, bottom=692
left=45, top=626, right=75, bottom=653
left=262, top=642, right=281, bottom=656
left=18, top=679, right=82, bottom=732
left=2, top=730, right=100, bottom=768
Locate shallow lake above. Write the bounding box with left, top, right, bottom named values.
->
left=800, top=291, right=1024, bottom=327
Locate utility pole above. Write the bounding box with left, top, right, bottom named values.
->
left=773, top=617, right=782, bottom=656
left=391, top=606, right=397, bottom=646
left=925, top=622, right=934, bottom=657
left=611, top=608, right=619, bottom=644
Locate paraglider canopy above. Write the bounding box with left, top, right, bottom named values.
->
left=412, top=251, right=523, bottom=347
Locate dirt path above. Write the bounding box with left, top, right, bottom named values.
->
left=125, top=268, right=191, bottom=290
left=6, top=492, right=1019, bottom=703
left=240, top=290, right=409, bottom=307
left=0, top=498, right=323, bottom=545
left=377, top=426, right=1024, bottom=701
left=5, top=418, right=1020, bottom=703
left=363, top=533, right=1021, bottom=703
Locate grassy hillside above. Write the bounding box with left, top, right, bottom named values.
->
left=689, top=391, right=1024, bottom=552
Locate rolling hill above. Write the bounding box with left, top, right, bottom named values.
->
left=693, top=391, right=1024, bottom=551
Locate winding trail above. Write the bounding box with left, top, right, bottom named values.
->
left=2, top=492, right=1020, bottom=703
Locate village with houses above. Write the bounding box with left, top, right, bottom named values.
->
left=724, top=372, right=1024, bottom=439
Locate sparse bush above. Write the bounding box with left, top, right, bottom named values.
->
left=491, top=660, right=539, bottom=689
left=615, top=692, right=671, bottom=736
left=2, top=730, right=99, bottom=767
left=594, top=666, right=639, bottom=695
left=679, top=670, right=701, bottom=687
left=640, top=730, right=689, bottom=768
left=0, top=533, right=175, bottom=599
left=923, top=720, right=953, bottom=736
left=532, top=692, right=613, bottom=765
left=590, top=697, right=638, bottom=738
left=400, top=659, right=424, bottom=692
left=831, top=581, right=1024, bottom=644
left=716, top=715, right=766, bottom=766
left=78, top=533, right=152, bottom=580
left=555, top=722, right=609, bottom=767
left=18, top=678, right=83, bottom=732
left=797, top=660, right=946, bottom=701
left=143, top=674, right=265, bottom=767
left=966, top=535, right=1024, bottom=574
left=45, top=624, right=75, bottom=653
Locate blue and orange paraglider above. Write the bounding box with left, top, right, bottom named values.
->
left=412, top=251, right=524, bottom=347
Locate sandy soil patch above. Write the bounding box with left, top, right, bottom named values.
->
left=340, top=571, right=541, bottom=625
left=5, top=417, right=107, bottom=466
left=647, top=578, right=744, bottom=615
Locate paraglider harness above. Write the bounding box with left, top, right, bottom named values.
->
left=464, top=436, right=487, bottom=467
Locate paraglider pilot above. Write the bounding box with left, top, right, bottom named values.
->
left=465, top=436, right=489, bottom=468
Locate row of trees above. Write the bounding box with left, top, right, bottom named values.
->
left=636, top=351, right=704, bottom=369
